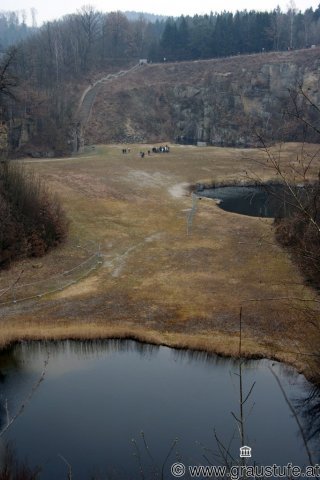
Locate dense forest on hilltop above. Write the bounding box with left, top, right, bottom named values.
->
left=153, top=5, right=320, bottom=60
left=0, top=10, right=36, bottom=51
left=3, top=5, right=320, bottom=78
left=1, top=5, right=320, bottom=155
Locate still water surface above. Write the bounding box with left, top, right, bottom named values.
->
left=0, top=340, right=318, bottom=479
left=196, top=185, right=302, bottom=218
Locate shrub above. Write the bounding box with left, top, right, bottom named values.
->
left=0, top=160, right=68, bottom=268
left=275, top=183, right=320, bottom=289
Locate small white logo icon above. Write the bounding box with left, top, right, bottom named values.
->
left=240, top=446, right=252, bottom=458
left=171, top=463, right=186, bottom=477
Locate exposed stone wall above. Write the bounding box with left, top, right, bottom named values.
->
left=88, top=49, right=320, bottom=147
left=171, top=61, right=320, bottom=146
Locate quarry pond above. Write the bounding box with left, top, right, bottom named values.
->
left=0, top=340, right=318, bottom=479
left=196, top=184, right=304, bottom=218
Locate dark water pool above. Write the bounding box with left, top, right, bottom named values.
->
left=196, top=185, right=303, bottom=218
left=0, top=341, right=318, bottom=479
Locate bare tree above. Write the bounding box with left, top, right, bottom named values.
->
left=30, top=7, right=37, bottom=29
left=0, top=47, right=17, bottom=104
left=104, top=11, right=131, bottom=62
left=287, top=0, right=297, bottom=48
left=77, top=5, right=102, bottom=72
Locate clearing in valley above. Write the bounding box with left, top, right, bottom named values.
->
left=0, top=143, right=319, bottom=380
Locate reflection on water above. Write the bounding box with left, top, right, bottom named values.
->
left=196, top=184, right=306, bottom=218
left=0, top=340, right=318, bottom=479
left=296, top=384, right=320, bottom=444
left=0, top=346, right=22, bottom=379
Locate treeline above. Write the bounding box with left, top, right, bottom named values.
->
left=7, top=5, right=320, bottom=109
left=14, top=8, right=163, bottom=87
left=0, top=10, right=36, bottom=52
left=11, top=5, right=320, bottom=87
left=153, top=6, right=320, bottom=61
left=2, top=5, right=320, bottom=156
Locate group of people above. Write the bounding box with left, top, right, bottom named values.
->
left=140, top=145, right=170, bottom=157
left=152, top=145, right=170, bottom=153
left=121, top=145, right=171, bottom=158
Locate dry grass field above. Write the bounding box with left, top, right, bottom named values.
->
left=0, top=143, right=319, bottom=380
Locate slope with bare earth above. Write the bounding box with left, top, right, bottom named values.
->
left=0, top=144, right=319, bottom=382
left=86, top=48, right=320, bottom=147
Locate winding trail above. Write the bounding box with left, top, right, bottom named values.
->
left=72, top=64, right=141, bottom=152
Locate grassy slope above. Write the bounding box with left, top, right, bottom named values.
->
left=0, top=143, right=319, bottom=380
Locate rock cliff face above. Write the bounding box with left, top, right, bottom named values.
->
left=87, top=49, right=320, bottom=147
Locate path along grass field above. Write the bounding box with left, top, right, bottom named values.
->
left=0, top=143, right=319, bottom=380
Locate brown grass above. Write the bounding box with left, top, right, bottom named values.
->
left=0, top=143, right=319, bottom=381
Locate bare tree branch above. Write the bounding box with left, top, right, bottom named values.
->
left=0, top=354, right=49, bottom=438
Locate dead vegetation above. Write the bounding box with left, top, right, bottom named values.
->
left=0, top=160, right=68, bottom=268
left=275, top=189, right=320, bottom=289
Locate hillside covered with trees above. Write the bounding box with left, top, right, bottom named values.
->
left=0, top=10, right=36, bottom=51
left=1, top=5, right=320, bottom=155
